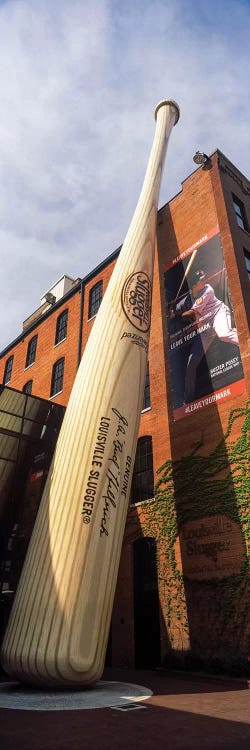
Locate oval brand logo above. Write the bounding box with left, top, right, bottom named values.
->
left=121, top=272, right=152, bottom=333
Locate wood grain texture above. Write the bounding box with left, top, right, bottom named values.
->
left=1, top=100, right=179, bottom=687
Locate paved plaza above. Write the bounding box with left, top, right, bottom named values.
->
left=0, top=668, right=249, bottom=749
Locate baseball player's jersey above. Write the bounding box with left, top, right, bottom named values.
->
left=192, top=284, right=222, bottom=321
left=192, top=283, right=239, bottom=345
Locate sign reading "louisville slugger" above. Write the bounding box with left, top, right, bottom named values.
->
left=174, top=514, right=245, bottom=579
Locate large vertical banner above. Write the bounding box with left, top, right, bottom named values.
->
left=164, top=227, right=245, bottom=420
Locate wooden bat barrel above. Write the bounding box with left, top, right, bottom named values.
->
left=1, top=99, right=179, bottom=687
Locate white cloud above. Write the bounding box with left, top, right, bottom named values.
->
left=0, top=0, right=249, bottom=349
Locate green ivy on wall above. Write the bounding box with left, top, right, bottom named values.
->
left=129, top=402, right=250, bottom=667
left=144, top=401, right=249, bottom=571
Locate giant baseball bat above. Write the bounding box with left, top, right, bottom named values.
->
left=1, top=99, right=179, bottom=687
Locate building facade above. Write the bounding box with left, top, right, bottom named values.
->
left=1, top=149, right=249, bottom=673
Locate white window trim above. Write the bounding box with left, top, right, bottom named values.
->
left=49, top=390, right=63, bottom=400
left=54, top=337, right=66, bottom=348
left=24, top=362, right=35, bottom=371
left=130, top=496, right=154, bottom=507
left=87, top=313, right=97, bottom=323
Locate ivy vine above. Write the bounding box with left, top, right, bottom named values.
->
left=127, top=402, right=250, bottom=668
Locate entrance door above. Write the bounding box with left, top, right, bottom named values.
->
left=133, top=537, right=161, bottom=668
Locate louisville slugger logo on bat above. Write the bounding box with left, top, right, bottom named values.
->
left=121, top=271, right=152, bottom=332
left=1, top=99, right=179, bottom=688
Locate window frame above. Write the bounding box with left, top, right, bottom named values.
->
left=22, top=380, right=33, bottom=395
left=131, top=435, right=154, bottom=504
left=25, top=335, right=38, bottom=368
left=232, top=194, right=248, bottom=232
left=3, top=355, right=14, bottom=385
left=50, top=357, right=65, bottom=397
left=88, top=281, right=103, bottom=320
left=243, top=248, right=250, bottom=281
left=55, top=309, right=68, bottom=346
left=142, top=362, right=151, bottom=411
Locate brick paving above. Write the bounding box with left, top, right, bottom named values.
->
left=0, top=668, right=249, bottom=750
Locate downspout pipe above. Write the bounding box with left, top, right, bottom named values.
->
left=77, top=279, right=85, bottom=368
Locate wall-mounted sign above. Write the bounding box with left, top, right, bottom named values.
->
left=164, top=227, right=245, bottom=420
left=174, top=514, right=245, bottom=580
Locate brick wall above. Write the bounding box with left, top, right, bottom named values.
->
left=0, top=290, right=82, bottom=405
left=117, top=153, right=250, bottom=671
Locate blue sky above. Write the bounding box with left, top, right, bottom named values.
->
left=0, top=0, right=249, bottom=348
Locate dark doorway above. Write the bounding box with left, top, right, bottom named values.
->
left=133, top=537, right=161, bottom=668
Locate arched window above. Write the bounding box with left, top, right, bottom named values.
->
left=3, top=356, right=14, bottom=385
left=23, top=380, right=33, bottom=395
left=50, top=358, right=65, bottom=397
left=55, top=309, right=68, bottom=345
left=142, top=362, right=150, bottom=411
left=88, top=281, right=103, bottom=319
left=131, top=436, right=154, bottom=504
left=25, top=335, right=38, bottom=367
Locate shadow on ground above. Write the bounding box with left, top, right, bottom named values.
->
left=0, top=669, right=249, bottom=750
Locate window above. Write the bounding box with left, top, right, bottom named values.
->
left=232, top=195, right=248, bottom=231
left=50, top=358, right=64, bottom=397
left=131, top=436, right=154, bottom=504
left=23, top=380, right=33, bottom=395
left=55, top=309, right=68, bottom=345
left=88, top=281, right=103, bottom=319
left=3, top=356, right=14, bottom=385
left=25, top=335, right=38, bottom=368
left=142, top=362, right=150, bottom=411
left=243, top=248, right=250, bottom=280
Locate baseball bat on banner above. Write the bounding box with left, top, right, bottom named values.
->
left=174, top=246, right=199, bottom=302
left=1, top=98, right=180, bottom=688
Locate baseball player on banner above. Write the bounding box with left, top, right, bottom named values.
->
left=165, top=231, right=244, bottom=419
left=179, top=270, right=239, bottom=404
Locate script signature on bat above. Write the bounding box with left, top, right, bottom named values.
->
left=100, top=408, right=129, bottom=538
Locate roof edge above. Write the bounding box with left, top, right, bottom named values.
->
left=1, top=246, right=121, bottom=357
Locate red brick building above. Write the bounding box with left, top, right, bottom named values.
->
left=1, top=149, right=249, bottom=673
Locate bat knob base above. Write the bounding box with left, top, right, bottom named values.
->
left=154, top=99, right=180, bottom=125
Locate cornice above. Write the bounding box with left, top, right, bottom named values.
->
left=218, top=158, right=250, bottom=196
